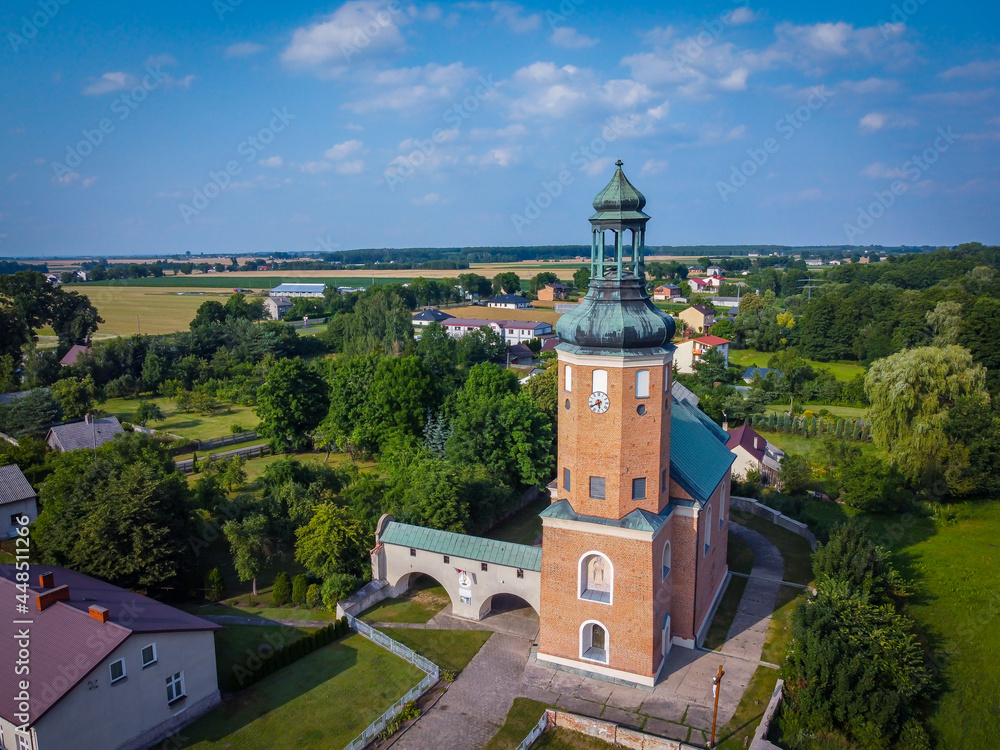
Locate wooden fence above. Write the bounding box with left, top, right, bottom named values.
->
left=175, top=443, right=269, bottom=473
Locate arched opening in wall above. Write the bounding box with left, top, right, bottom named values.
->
left=580, top=620, right=609, bottom=664
left=382, top=573, right=454, bottom=622
left=477, top=593, right=539, bottom=634
left=579, top=552, right=613, bottom=604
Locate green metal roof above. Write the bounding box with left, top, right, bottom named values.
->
left=669, top=396, right=736, bottom=504
left=539, top=500, right=672, bottom=533
left=590, top=160, right=651, bottom=223
left=380, top=522, right=542, bottom=572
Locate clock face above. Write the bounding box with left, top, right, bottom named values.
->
left=588, top=391, right=610, bottom=414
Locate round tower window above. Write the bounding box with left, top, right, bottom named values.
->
left=637, top=405, right=646, bottom=416
left=565, top=399, right=571, bottom=410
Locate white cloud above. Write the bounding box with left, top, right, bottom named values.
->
left=335, top=160, right=365, bottom=175
left=641, top=159, right=669, bottom=175
left=479, top=145, right=521, bottom=167
left=281, top=1, right=407, bottom=72
left=640, top=26, right=675, bottom=45
left=54, top=170, right=81, bottom=185
left=345, top=62, right=478, bottom=113
left=411, top=192, right=446, bottom=205
left=940, top=60, right=1000, bottom=81
left=862, top=162, right=908, bottom=179
left=767, top=21, right=917, bottom=73
left=506, top=62, right=652, bottom=119
left=82, top=72, right=136, bottom=95
left=913, top=88, right=996, bottom=106
left=325, top=139, right=365, bottom=159
left=300, top=161, right=333, bottom=174
left=724, top=7, right=757, bottom=25
left=172, top=74, right=197, bottom=88
left=144, top=54, right=177, bottom=67
left=469, top=123, right=528, bottom=139
left=458, top=2, right=540, bottom=33
left=81, top=176, right=99, bottom=188
left=260, top=156, right=283, bottom=167
left=550, top=27, right=598, bottom=49
left=582, top=157, right=614, bottom=176
left=859, top=111, right=917, bottom=133
left=647, top=100, right=670, bottom=120
left=836, top=77, right=899, bottom=95
left=225, top=42, right=267, bottom=58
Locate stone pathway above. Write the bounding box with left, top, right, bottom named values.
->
left=718, top=524, right=785, bottom=665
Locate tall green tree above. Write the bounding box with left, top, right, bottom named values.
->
left=573, top=267, right=592, bottom=290
left=492, top=272, right=521, bottom=295
left=223, top=514, right=272, bottom=597
left=256, top=357, right=331, bottom=452
left=295, top=503, right=368, bottom=581
left=528, top=272, right=559, bottom=294
left=50, top=375, right=97, bottom=419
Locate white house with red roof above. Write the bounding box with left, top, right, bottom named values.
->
left=726, top=423, right=786, bottom=485
left=687, top=276, right=724, bottom=294
left=442, top=319, right=553, bottom=345
left=673, top=335, right=731, bottom=374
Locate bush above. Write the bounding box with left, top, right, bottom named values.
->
left=839, top=453, right=908, bottom=512
left=272, top=572, right=292, bottom=606
left=321, top=574, right=362, bottom=610
left=205, top=568, right=225, bottom=602
left=306, top=583, right=321, bottom=608
left=779, top=453, right=811, bottom=495
left=291, top=574, right=308, bottom=606
left=812, top=519, right=906, bottom=605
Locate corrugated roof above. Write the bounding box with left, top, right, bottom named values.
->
left=381, top=522, right=542, bottom=571
left=46, top=416, right=124, bottom=452
left=0, top=565, right=220, bottom=726
left=270, top=283, right=326, bottom=293
left=539, top=499, right=672, bottom=533
left=727, top=423, right=766, bottom=462
left=669, top=397, right=735, bottom=504
left=58, top=344, right=91, bottom=367
left=0, top=464, right=36, bottom=505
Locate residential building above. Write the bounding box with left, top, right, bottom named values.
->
left=441, top=319, right=553, bottom=345
left=673, top=335, right=731, bottom=375
left=706, top=265, right=725, bottom=276
left=652, top=284, right=682, bottom=301
left=0, top=464, right=37, bottom=539
left=687, top=277, right=709, bottom=294
left=536, top=283, right=573, bottom=301
left=487, top=293, right=532, bottom=309
left=726, top=424, right=785, bottom=485
left=46, top=415, right=124, bottom=452
left=411, top=308, right=455, bottom=329
left=506, top=343, right=536, bottom=364
left=677, top=304, right=716, bottom=334
left=0, top=566, right=221, bottom=750
left=268, top=283, right=326, bottom=298
left=58, top=344, right=91, bottom=367
left=262, top=296, right=292, bottom=320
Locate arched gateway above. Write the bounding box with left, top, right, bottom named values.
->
left=371, top=514, right=541, bottom=620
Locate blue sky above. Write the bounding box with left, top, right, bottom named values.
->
left=1, top=0, right=999, bottom=257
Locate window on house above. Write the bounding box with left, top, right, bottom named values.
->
left=592, top=369, right=608, bottom=394
left=517, top=569, right=524, bottom=579
left=481, top=562, right=488, bottom=572
left=632, top=477, right=646, bottom=500
left=109, top=659, right=126, bottom=684
left=579, top=553, right=613, bottom=604
left=580, top=621, right=609, bottom=664
left=141, top=643, right=157, bottom=668
left=409, top=548, right=416, bottom=557
left=565, top=365, right=572, bottom=392
left=443, top=555, right=450, bottom=564
left=635, top=370, right=650, bottom=398
left=589, top=476, right=605, bottom=499
left=166, top=671, right=185, bottom=704
left=661, top=468, right=667, bottom=493
left=662, top=541, right=672, bottom=581
left=705, top=507, right=713, bottom=552
left=563, top=468, right=571, bottom=491
left=18, top=735, right=31, bottom=750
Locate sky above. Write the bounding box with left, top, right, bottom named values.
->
left=1, top=0, right=999, bottom=257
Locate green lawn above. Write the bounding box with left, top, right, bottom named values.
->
left=483, top=698, right=550, bottom=750
left=213, top=624, right=311, bottom=692
left=379, top=628, right=492, bottom=674
left=703, top=576, right=749, bottom=651
left=487, top=494, right=550, bottom=545
left=728, top=533, right=755, bottom=575
left=101, top=395, right=258, bottom=442
left=190, top=602, right=339, bottom=623
left=717, top=667, right=781, bottom=750
left=171, top=634, right=424, bottom=750
left=760, top=585, right=805, bottom=666
left=731, top=517, right=814, bottom=586
left=359, top=576, right=451, bottom=624
left=729, top=349, right=865, bottom=382
left=764, top=404, right=868, bottom=419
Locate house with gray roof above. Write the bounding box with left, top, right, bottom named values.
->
left=0, top=464, right=37, bottom=539
left=268, top=283, right=326, bottom=298
left=0, top=565, right=221, bottom=750
left=45, top=415, right=124, bottom=452
left=486, top=293, right=531, bottom=309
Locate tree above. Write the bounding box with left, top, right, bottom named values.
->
left=190, top=301, right=226, bottom=328
left=456, top=272, right=492, bottom=300
left=416, top=322, right=458, bottom=377
left=455, top=325, right=507, bottom=365
left=272, top=571, right=292, bottom=606
left=926, top=300, right=962, bottom=346
left=140, top=351, right=165, bottom=393
left=778, top=453, right=810, bottom=495
left=306, top=583, right=321, bottom=608
left=224, top=514, right=272, bottom=597
left=573, top=267, right=592, bottom=290
left=292, top=574, right=308, bottom=605
left=205, top=567, right=225, bottom=602
left=708, top=318, right=736, bottom=341
left=693, top=347, right=729, bottom=386
left=492, top=272, right=521, bottom=295
left=33, top=434, right=195, bottom=589
left=342, top=288, right=414, bottom=356
left=50, top=375, right=97, bottom=419
left=767, top=348, right=814, bottom=414
left=528, top=272, right=558, bottom=294
left=394, top=457, right=472, bottom=533
left=296, top=503, right=369, bottom=581
left=256, top=357, right=330, bottom=452
left=133, top=400, right=166, bottom=427
left=523, top=365, right=558, bottom=424
left=813, top=520, right=906, bottom=604
left=838, top=452, right=908, bottom=512
left=866, top=345, right=989, bottom=492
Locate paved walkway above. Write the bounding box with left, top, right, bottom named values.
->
left=718, top=524, right=785, bottom=664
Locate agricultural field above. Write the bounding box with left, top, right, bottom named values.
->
left=729, top=349, right=865, bottom=382
left=443, top=304, right=561, bottom=325
left=78, top=286, right=235, bottom=335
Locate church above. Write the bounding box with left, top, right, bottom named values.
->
left=370, top=161, right=735, bottom=688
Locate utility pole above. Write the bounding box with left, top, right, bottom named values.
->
left=137, top=314, right=141, bottom=334
left=710, top=664, right=725, bottom=748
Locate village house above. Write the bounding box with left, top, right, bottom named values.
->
left=652, top=284, right=682, bottom=301
left=673, top=335, right=731, bottom=375
left=46, top=415, right=124, bottom=452
left=0, top=464, right=38, bottom=539
left=677, top=305, right=716, bottom=334
left=0, top=566, right=222, bottom=750
left=441, top=319, right=553, bottom=345
left=411, top=308, right=456, bottom=330
left=726, top=423, right=785, bottom=485
left=486, top=293, right=532, bottom=310
left=58, top=344, right=91, bottom=367
left=262, top=296, right=292, bottom=320
left=536, top=282, right=573, bottom=301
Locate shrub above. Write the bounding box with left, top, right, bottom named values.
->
left=322, top=574, right=361, bottom=610
left=812, top=519, right=906, bottom=605
left=205, top=568, right=225, bottom=602
left=306, top=583, right=321, bottom=608
left=779, top=453, right=811, bottom=495
left=271, top=572, right=292, bottom=606
left=292, top=574, right=308, bottom=606
left=839, top=453, right=908, bottom=512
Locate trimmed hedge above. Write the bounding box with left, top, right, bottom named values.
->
left=234, top=616, right=352, bottom=691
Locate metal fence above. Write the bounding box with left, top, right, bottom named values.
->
left=342, top=615, right=440, bottom=750
left=514, top=711, right=549, bottom=750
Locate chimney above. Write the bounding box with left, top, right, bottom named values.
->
left=39, top=571, right=54, bottom=588
left=722, top=412, right=729, bottom=433
left=84, top=414, right=93, bottom=425
left=37, top=585, right=71, bottom=611
left=89, top=605, right=110, bottom=623
left=754, top=437, right=759, bottom=449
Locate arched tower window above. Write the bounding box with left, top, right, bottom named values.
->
left=578, top=552, right=613, bottom=604
left=592, top=369, right=608, bottom=394
left=565, top=365, right=572, bottom=393
left=661, top=540, right=671, bottom=581
left=580, top=620, right=609, bottom=664
left=635, top=370, right=650, bottom=398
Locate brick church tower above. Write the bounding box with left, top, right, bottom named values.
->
left=536, top=161, right=735, bottom=687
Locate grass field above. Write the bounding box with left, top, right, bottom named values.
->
left=79, top=287, right=236, bottom=335
left=172, top=633, right=424, bottom=749
left=444, top=304, right=562, bottom=325
left=213, top=624, right=311, bottom=692
left=760, top=585, right=804, bottom=666
left=764, top=404, right=868, bottom=419
left=100, top=395, right=258, bottom=441
left=191, top=602, right=339, bottom=623
left=359, top=576, right=451, bottom=624
left=729, top=349, right=865, bottom=382
left=379, top=628, right=492, bottom=674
